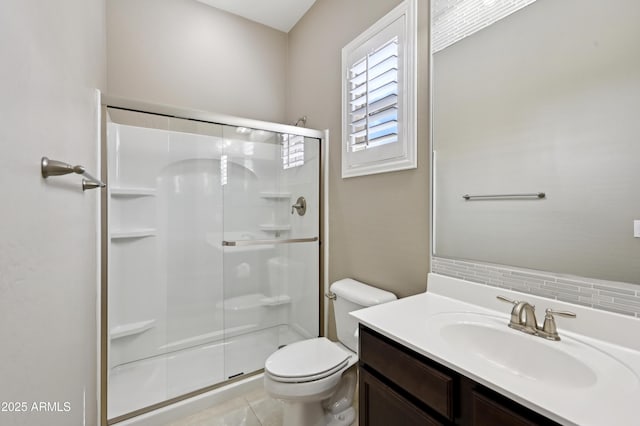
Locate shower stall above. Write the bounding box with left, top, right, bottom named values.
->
left=101, top=99, right=324, bottom=423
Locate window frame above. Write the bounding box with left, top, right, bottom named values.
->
left=341, top=0, right=417, bottom=178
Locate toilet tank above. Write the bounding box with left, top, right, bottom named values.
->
left=330, top=279, right=397, bottom=352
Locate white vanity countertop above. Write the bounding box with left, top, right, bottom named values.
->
left=351, top=273, right=640, bottom=426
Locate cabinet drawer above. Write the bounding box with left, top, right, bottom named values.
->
left=360, top=367, right=444, bottom=426
left=359, top=326, right=454, bottom=421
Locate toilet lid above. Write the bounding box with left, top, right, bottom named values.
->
left=265, top=337, right=353, bottom=383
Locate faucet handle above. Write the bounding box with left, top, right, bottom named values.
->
left=541, top=308, right=576, bottom=341
left=545, top=308, right=576, bottom=318
left=496, top=295, right=518, bottom=305
left=291, top=196, right=306, bottom=216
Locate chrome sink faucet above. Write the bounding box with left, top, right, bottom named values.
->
left=497, top=296, right=576, bottom=341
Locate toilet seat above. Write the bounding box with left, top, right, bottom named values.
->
left=265, top=337, right=354, bottom=383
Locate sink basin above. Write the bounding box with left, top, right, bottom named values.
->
left=426, top=312, right=639, bottom=391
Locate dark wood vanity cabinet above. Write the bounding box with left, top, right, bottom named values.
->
left=358, top=325, right=560, bottom=426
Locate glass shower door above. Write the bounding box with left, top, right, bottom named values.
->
left=105, top=107, right=322, bottom=421
left=221, top=125, right=320, bottom=380
left=106, top=110, right=227, bottom=419
left=161, top=119, right=226, bottom=399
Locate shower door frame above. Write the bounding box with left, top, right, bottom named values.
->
left=99, top=94, right=329, bottom=425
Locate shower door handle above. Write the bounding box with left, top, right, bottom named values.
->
left=222, top=236, right=318, bottom=247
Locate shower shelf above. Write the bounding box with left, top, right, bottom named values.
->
left=259, top=191, right=291, bottom=199
left=259, top=224, right=291, bottom=232
left=218, top=293, right=292, bottom=311
left=111, top=228, right=157, bottom=239
left=110, top=319, right=156, bottom=340
left=110, top=187, right=156, bottom=197
left=260, top=295, right=291, bottom=306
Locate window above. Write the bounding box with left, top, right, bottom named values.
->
left=342, top=0, right=417, bottom=178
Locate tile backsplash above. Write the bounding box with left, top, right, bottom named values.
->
left=432, top=257, right=640, bottom=317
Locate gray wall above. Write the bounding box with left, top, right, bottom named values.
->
left=107, top=0, right=288, bottom=123
left=0, top=0, right=106, bottom=425
left=286, top=0, right=431, bottom=336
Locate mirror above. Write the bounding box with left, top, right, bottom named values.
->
left=432, top=0, right=640, bottom=284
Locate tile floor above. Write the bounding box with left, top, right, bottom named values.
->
left=166, top=386, right=359, bottom=426
left=166, top=388, right=282, bottom=426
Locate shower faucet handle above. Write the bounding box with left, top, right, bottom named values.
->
left=291, top=196, right=307, bottom=216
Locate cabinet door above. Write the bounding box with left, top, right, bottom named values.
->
left=360, top=368, right=444, bottom=426
left=472, top=391, right=540, bottom=426
left=359, top=326, right=454, bottom=420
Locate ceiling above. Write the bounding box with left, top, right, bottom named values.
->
left=196, top=0, right=317, bottom=33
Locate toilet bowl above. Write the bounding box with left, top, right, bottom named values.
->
left=263, top=279, right=396, bottom=426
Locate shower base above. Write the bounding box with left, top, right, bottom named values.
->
left=108, top=325, right=303, bottom=419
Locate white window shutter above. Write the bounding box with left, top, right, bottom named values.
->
left=348, top=37, right=399, bottom=153
left=341, top=0, right=417, bottom=178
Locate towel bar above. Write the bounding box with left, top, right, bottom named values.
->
left=41, top=157, right=105, bottom=191
left=462, top=192, right=545, bottom=200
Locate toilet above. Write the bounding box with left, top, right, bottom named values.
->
left=264, top=279, right=397, bottom=426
